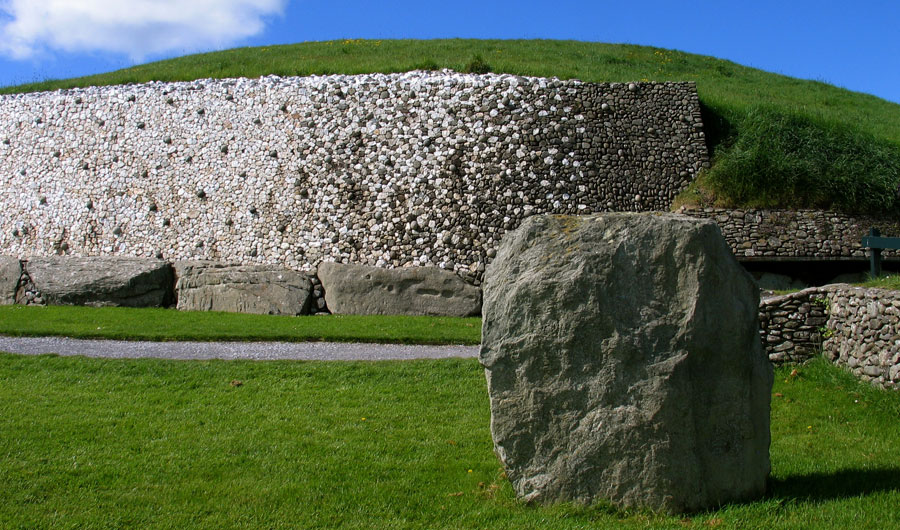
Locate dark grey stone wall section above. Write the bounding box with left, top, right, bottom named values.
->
left=680, top=207, right=900, bottom=260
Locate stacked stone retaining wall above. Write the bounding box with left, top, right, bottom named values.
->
left=760, top=285, right=900, bottom=389
left=681, top=207, right=900, bottom=260
left=0, top=73, right=708, bottom=283
left=758, top=288, right=828, bottom=363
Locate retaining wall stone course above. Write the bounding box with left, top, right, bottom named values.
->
left=680, top=207, right=900, bottom=260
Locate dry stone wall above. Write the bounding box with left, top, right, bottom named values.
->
left=759, top=288, right=829, bottom=363
left=760, top=285, right=900, bottom=389
left=0, top=72, right=708, bottom=283
left=680, top=207, right=900, bottom=260
left=825, top=286, right=900, bottom=389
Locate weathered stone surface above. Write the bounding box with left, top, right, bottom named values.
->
left=480, top=213, right=773, bottom=513
left=25, top=256, right=173, bottom=307
left=174, top=261, right=312, bottom=315
left=0, top=256, right=20, bottom=305
left=318, top=262, right=481, bottom=316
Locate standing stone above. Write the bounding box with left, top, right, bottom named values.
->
left=25, top=256, right=173, bottom=307
left=480, top=213, right=773, bottom=513
left=317, top=262, right=481, bottom=316
left=174, top=261, right=312, bottom=315
left=0, top=256, right=20, bottom=305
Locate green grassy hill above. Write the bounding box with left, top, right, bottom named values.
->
left=4, top=39, right=899, bottom=215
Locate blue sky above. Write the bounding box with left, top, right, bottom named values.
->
left=0, top=0, right=898, bottom=103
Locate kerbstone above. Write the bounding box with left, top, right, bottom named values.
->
left=480, top=213, right=773, bottom=513
left=25, top=256, right=173, bottom=307
left=0, top=256, right=20, bottom=304
left=174, top=261, right=312, bottom=315
left=318, top=262, right=481, bottom=316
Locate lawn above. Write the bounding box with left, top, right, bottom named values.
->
left=0, top=355, right=898, bottom=529
left=2, top=39, right=899, bottom=215
left=859, top=274, right=900, bottom=291
left=0, top=305, right=481, bottom=345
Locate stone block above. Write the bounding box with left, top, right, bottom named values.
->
left=25, top=256, right=173, bottom=307
left=174, top=261, right=311, bottom=315
left=317, top=262, right=481, bottom=317
left=0, top=256, right=20, bottom=305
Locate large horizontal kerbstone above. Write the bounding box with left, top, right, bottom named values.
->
left=25, top=256, right=173, bottom=307
left=0, top=256, right=20, bottom=305
left=481, top=213, right=773, bottom=513
left=174, top=261, right=312, bottom=315
left=317, top=262, right=481, bottom=316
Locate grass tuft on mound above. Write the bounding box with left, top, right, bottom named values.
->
left=691, top=105, right=900, bottom=214
left=2, top=39, right=898, bottom=216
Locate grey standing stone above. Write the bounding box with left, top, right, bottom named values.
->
left=174, top=261, right=311, bottom=315
left=0, top=256, right=20, bottom=304
left=25, top=256, right=173, bottom=307
left=480, top=213, right=773, bottom=513
left=317, top=262, right=481, bottom=316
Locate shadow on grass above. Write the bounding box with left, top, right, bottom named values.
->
left=769, top=467, right=900, bottom=503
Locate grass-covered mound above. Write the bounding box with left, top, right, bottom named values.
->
left=3, top=39, right=899, bottom=215
left=1, top=355, right=898, bottom=528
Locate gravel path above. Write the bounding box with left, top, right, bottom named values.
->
left=0, top=336, right=480, bottom=362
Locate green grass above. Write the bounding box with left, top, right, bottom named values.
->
left=0, top=305, right=481, bottom=345
left=763, top=274, right=900, bottom=294
left=2, top=39, right=898, bottom=215
left=858, top=274, right=900, bottom=291
left=0, top=355, right=897, bottom=529
left=690, top=106, right=900, bottom=213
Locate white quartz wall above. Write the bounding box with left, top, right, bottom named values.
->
left=0, top=72, right=708, bottom=282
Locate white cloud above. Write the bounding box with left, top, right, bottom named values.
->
left=0, top=0, right=286, bottom=61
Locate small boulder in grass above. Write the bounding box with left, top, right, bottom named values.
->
left=479, top=213, right=773, bottom=514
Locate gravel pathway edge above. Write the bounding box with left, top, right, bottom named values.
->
left=0, top=336, right=480, bottom=362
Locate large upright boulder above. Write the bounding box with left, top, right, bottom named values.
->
left=0, top=256, right=20, bottom=305
left=480, top=213, right=773, bottom=514
left=174, top=261, right=312, bottom=315
left=25, top=256, right=173, bottom=307
left=317, top=262, right=481, bottom=316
